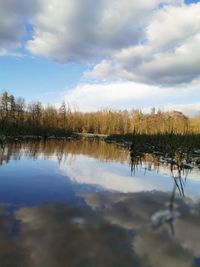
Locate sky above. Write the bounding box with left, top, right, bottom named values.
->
left=0, top=0, right=200, bottom=115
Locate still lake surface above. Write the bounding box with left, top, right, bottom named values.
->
left=0, top=139, right=200, bottom=267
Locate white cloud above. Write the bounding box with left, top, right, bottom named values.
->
left=0, top=0, right=39, bottom=55
left=87, top=2, right=200, bottom=85
left=64, top=82, right=159, bottom=111
left=161, top=103, right=200, bottom=116
left=1, top=0, right=200, bottom=89
left=27, top=0, right=181, bottom=63
left=64, top=80, right=200, bottom=115
left=147, top=4, right=200, bottom=50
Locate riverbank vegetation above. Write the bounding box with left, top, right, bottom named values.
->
left=1, top=91, right=200, bottom=137
left=129, top=132, right=200, bottom=195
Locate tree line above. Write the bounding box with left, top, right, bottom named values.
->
left=0, top=91, right=200, bottom=136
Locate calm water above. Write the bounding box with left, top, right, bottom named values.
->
left=0, top=139, right=200, bottom=267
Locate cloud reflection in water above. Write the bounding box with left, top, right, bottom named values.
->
left=59, top=154, right=200, bottom=201
left=0, top=191, right=196, bottom=267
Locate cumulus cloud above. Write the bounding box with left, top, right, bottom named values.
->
left=0, top=0, right=39, bottom=55
left=27, top=0, right=181, bottom=63
left=87, top=2, right=200, bottom=85
left=1, top=0, right=200, bottom=87
left=64, top=80, right=200, bottom=115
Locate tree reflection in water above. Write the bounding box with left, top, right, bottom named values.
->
left=0, top=139, right=130, bottom=167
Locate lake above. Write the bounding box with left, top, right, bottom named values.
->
left=0, top=139, right=200, bottom=267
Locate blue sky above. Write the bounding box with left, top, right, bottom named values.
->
left=0, top=56, right=85, bottom=103
left=0, top=0, right=200, bottom=115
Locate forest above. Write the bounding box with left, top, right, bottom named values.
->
left=1, top=91, right=200, bottom=137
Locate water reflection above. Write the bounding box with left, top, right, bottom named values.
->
left=0, top=139, right=129, bottom=166
left=0, top=140, right=199, bottom=266
left=3, top=139, right=198, bottom=197
left=81, top=191, right=200, bottom=267
left=0, top=191, right=198, bottom=267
